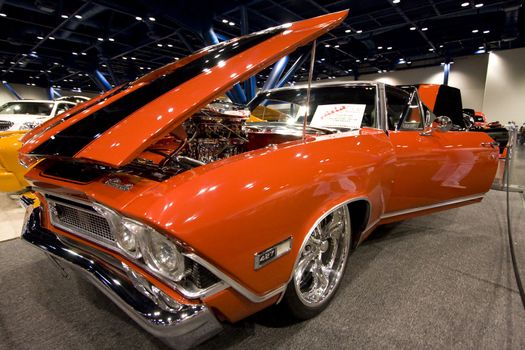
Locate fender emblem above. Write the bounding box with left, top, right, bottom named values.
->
left=254, top=237, right=292, bottom=270
left=104, top=177, right=133, bottom=191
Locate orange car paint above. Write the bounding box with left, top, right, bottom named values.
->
left=417, top=84, right=440, bottom=110
left=21, top=11, right=500, bottom=323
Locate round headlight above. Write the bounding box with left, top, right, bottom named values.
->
left=118, top=219, right=143, bottom=258
left=142, top=230, right=185, bottom=281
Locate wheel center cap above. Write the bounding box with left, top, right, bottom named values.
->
left=320, top=240, right=329, bottom=253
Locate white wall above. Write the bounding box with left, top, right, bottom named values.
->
left=482, top=48, right=525, bottom=124
left=0, top=84, right=99, bottom=105
left=360, top=48, right=525, bottom=125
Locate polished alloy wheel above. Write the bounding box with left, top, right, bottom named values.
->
left=293, top=206, right=351, bottom=307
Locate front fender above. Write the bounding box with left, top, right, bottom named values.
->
left=122, top=130, right=395, bottom=298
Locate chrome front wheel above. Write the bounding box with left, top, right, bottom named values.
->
left=282, top=205, right=352, bottom=319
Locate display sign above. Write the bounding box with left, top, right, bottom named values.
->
left=310, top=104, right=366, bottom=129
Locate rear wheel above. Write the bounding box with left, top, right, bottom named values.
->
left=281, top=205, right=352, bottom=320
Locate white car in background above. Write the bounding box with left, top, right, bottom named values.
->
left=0, top=100, right=76, bottom=131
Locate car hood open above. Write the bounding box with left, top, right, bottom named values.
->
left=19, top=10, right=348, bottom=168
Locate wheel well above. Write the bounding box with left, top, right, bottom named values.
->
left=347, top=200, right=370, bottom=249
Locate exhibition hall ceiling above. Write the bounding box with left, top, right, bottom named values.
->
left=0, top=0, right=523, bottom=92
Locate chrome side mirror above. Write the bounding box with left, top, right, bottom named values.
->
left=434, top=116, right=453, bottom=132
left=420, top=115, right=453, bottom=136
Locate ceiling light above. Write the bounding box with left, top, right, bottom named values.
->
left=393, top=0, right=401, bottom=3
left=461, top=2, right=470, bottom=7
left=407, top=61, right=412, bottom=64
left=135, top=16, right=142, bottom=21
left=324, top=44, right=330, bottom=47
left=421, top=27, right=428, bottom=31
left=378, top=46, right=383, bottom=49
left=472, top=29, right=479, bottom=33
left=97, top=37, right=104, bottom=41
left=0, top=13, right=6, bottom=17
left=476, top=48, right=486, bottom=54
left=345, top=29, right=351, bottom=33
left=479, top=46, right=484, bottom=49
left=157, top=43, right=163, bottom=47
left=229, top=21, right=235, bottom=26
left=148, top=17, right=156, bottom=21
left=74, top=14, right=82, bottom=19
left=61, top=14, right=68, bottom=19
left=356, top=59, right=360, bottom=63
left=122, top=56, right=128, bottom=60
left=108, top=38, right=115, bottom=42
left=72, top=52, right=78, bottom=55
left=131, top=57, right=136, bottom=60
left=387, top=46, right=393, bottom=50
left=49, top=36, right=55, bottom=40
left=356, top=30, right=363, bottom=33
left=81, top=52, right=87, bottom=56
left=167, top=43, right=173, bottom=47
left=475, top=3, right=484, bottom=8
left=429, top=48, right=434, bottom=51
left=410, top=26, right=416, bottom=31
left=483, top=30, right=490, bottom=34
left=334, top=45, right=340, bottom=48
left=222, top=19, right=228, bottom=23
left=102, top=64, right=107, bottom=67
left=439, top=44, right=444, bottom=48
left=37, top=36, right=44, bottom=40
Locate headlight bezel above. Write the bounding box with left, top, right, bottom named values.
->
left=93, top=203, right=186, bottom=282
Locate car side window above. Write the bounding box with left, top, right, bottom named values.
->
left=385, top=87, right=410, bottom=131
left=56, top=103, right=73, bottom=115
left=400, top=93, right=424, bottom=130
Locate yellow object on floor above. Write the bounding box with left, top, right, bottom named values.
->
left=0, top=131, right=29, bottom=193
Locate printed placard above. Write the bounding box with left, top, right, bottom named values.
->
left=310, top=104, right=366, bottom=129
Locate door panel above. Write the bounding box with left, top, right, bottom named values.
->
left=386, top=130, right=499, bottom=213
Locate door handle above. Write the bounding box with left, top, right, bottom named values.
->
left=481, top=141, right=499, bottom=148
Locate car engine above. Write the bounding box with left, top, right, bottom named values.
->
left=182, top=101, right=249, bottom=163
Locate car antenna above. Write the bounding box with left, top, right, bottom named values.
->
left=303, top=40, right=317, bottom=140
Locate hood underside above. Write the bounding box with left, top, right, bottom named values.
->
left=19, top=10, right=348, bottom=168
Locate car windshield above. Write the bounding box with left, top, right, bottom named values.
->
left=249, top=85, right=377, bottom=130
left=0, top=101, right=54, bottom=116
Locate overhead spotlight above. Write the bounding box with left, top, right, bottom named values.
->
left=122, top=56, right=128, bottom=60
left=393, top=0, right=401, bottom=3
left=135, top=16, right=143, bottom=21
left=345, top=29, right=351, bottom=33
left=97, top=37, right=104, bottom=41
left=37, top=36, right=44, bottom=40
left=49, top=36, right=55, bottom=40
left=0, top=13, right=6, bottom=17
left=74, top=14, right=82, bottom=19
left=461, top=2, right=470, bottom=7
left=439, top=44, right=444, bottom=48
left=72, top=52, right=78, bottom=55
left=334, top=45, right=340, bottom=48
left=483, top=30, right=490, bottom=34
left=378, top=46, right=383, bottom=49
left=167, top=43, right=173, bottom=47
left=410, top=26, right=416, bottom=31
left=479, top=46, right=484, bottom=49
left=229, top=21, right=235, bottom=26
left=131, top=57, right=136, bottom=60
left=61, top=14, right=68, bottom=19
left=421, top=27, right=428, bottom=31
left=81, top=52, right=87, bottom=56
left=356, top=30, right=363, bottom=33
left=324, top=44, right=331, bottom=47
left=387, top=46, right=393, bottom=50
left=475, top=3, right=484, bottom=8
left=148, top=17, right=156, bottom=21
left=475, top=48, right=486, bottom=54
left=157, top=43, right=163, bottom=47
left=222, top=19, right=228, bottom=23
left=108, top=38, right=115, bottom=42
left=472, top=29, right=479, bottom=33
left=429, top=48, right=434, bottom=51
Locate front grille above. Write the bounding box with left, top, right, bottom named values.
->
left=47, top=196, right=115, bottom=248
left=0, top=120, right=14, bottom=131
left=186, top=259, right=220, bottom=289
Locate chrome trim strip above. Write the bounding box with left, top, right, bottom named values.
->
left=186, top=253, right=287, bottom=303
left=380, top=193, right=485, bottom=219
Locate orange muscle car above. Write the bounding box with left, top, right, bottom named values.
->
left=19, top=10, right=499, bottom=349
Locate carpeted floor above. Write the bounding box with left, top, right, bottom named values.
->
left=0, top=189, right=524, bottom=350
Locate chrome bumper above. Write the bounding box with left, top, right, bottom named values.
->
left=21, top=207, right=222, bottom=349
